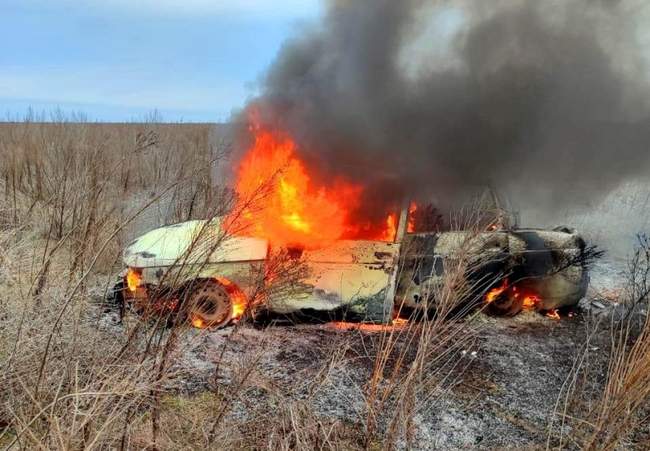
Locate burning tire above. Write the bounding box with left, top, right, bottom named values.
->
left=485, top=285, right=524, bottom=316
left=184, top=280, right=233, bottom=329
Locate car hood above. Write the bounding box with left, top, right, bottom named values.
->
left=123, top=219, right=268, bottom=268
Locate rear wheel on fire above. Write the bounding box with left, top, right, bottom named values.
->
left=182, top=280, right=233, bottom=329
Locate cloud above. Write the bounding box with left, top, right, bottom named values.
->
left=0, top=64, right=250, bottom=118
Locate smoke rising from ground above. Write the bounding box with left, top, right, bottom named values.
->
left=238, top=0, right=650, bottom=223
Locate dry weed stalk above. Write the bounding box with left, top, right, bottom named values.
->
left=549, top=233, right=650, bottom=450
left=581, top=234, right=650, bottom=450
left=361, top=205, right=497, bottom=449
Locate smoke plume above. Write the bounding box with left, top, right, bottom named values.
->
left=237, top=0, right=650, bottom=224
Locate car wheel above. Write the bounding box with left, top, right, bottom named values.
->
left=486, top=286, right=524, bottom=316
left=185, top=280, right=233, bottom=329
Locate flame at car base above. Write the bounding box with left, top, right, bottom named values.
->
left=214, top=276, right=248, bottom=319
left=187, top=278, right=247, bottom=330
left=484, top=279, right=562, bottom=320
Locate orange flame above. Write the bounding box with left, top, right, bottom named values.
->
left=191, top=316, right=206, bottom=329
left=485, top=280, right=549, bottom=317
left=546, top=309, right=560, bottom=320
left=381, top=213, right=397, bottom=242
left=229, top=116, right=395, bottom=248
left=126, top=267, right=142, bottom=292
left=485, top=279, right=508, bottom=304
left=215, top=277, right=247, bottom=319
left=522, top=294, right=541, bottom=310
left=407, top=202, right=418, bottom=233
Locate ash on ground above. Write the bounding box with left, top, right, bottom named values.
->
left=181, top=324, right=600, bottom=447
left=161, top=311, right=617, bottom=449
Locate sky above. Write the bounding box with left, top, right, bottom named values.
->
left=0, top=0, right=322, bottom=122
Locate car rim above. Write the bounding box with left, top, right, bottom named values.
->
left=188, top=281, right=233, bottom=329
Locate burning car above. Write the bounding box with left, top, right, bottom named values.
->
left=112, top=121, right=593, bottom=327
left=113, top=209, right=590, bottom=328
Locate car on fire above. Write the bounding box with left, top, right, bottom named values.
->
left=112, top=207, right=591, bottom=328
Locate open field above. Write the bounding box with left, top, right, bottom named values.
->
left=1, top=120, right=649, bottom=450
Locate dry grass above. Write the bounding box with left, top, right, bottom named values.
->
left=579, top=234, right=650, bottom=450
left=0, top=117, right=228, bottom=449
left=548, top=234, right=650, bottom=450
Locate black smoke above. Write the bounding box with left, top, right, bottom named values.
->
left=237, top=0, right=650, bottom=224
